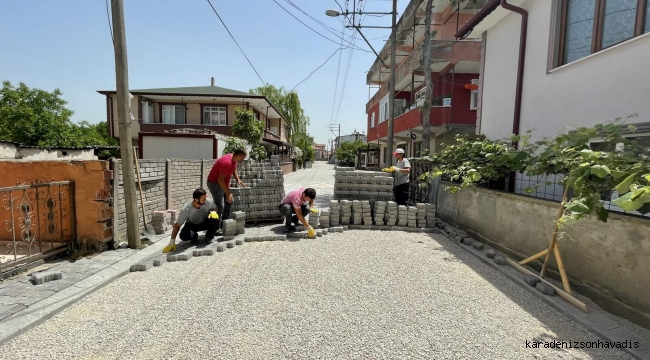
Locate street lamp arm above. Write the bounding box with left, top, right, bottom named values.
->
left=352, top=26, right=389, bottom=69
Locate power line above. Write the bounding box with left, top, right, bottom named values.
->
left=292, top=47, right=343, bottom=91
left=105, top=0, right=113, bottom=42
left=334, top=30, right=357, bottom=123
left=329, top=22, right=346, bottom=125
left=283, top=0, right=356, bottom=42
left=271, top=0, right=371, bottom=53
left=206, top=0, right=266, bottom=85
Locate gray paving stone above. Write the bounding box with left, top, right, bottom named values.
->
left=224, top=235, right=235, bottom=241
left=264, top=235, right=274, bottom=241
left=216, top=244, right=225, bottom=252
left=153, top=256, right=167, bottom=266
left=0, top=304, right=27, bottom=321
left=472, top=242, right=484, bottom=251
left=493, top=256, right=507, bottom=266
left=486, top=249, right=495, bottom=259
left=226, top=241, right=235, bottom=248
left=30, top=270, right=63, bottom=285
left=130, top=261, right=153, bottom=272
left=166, top=254, right=179, bottom=262
left=524, top=275, right=540, bottom=287
left=235, top=239, right=244, bottom=245
left=177, top=252, right=193, bottom=261
left=192, top=249, right=204, bottom=257
left=535, top=282, right=556, bottom=296
left=275, top=235, right=287, bottom=241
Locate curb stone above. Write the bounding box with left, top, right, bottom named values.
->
left=438, top=230, right=650, bottom=360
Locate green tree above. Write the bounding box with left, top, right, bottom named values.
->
left=230, top=108, right=267, bottom=161
left=249, top=85, right=309, bottom=144
left=0, top=81, right=78, bottom=147
left=335, top=140, right=371, bottom=167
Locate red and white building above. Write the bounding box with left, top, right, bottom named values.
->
left=366, top=0, right=490, bottom=163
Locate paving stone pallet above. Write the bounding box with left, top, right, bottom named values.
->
left=228, top=155, right=286, bottom=221
left=314, top=199, right=437, bottom=228
left=333, top=167, right=394, bottom=202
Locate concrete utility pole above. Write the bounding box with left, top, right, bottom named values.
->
left=386, top=0, right=398, bottom=167
left=111, top=0, right=140, bottom=249
left=421, top=0, right=434, bottom=154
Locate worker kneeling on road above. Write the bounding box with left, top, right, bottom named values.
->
left=163, top=189, right=219, bottom=253
left=279, top=187, right=317, bottom=235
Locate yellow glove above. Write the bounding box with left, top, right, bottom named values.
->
left=307, top=226, right=316, bottom=238
left=310, top=207, right=318, bottom=214
left=389, top=166, right=398, bottom=172
left=381, top=167, right=391, bottom=173
left=208, top=211, right=219, bottom=219
left=163, top=243, right=176, bottom=253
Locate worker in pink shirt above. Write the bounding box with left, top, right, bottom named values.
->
left=279, top=187, right=317, bottom=232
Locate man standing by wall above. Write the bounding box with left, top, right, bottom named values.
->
left=390, top=148, right=411, bottom=205
left=206, top=148, right=247, bottom=234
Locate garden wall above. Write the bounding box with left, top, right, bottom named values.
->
left=436, top=182, right=650, bottom=328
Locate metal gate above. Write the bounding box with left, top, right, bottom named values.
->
left=1, top=180, right=76, bottom=276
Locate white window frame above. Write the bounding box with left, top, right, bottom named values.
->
left=415, top=88, right=427, bottom=102
left=370, top=112, right=375, bottom=128
left=470, top=79, right=479, bottom=110
left=379, top=94, right=389, bottom=123
left=162, top=105, right=185, bottom=124
left=203, top=106, right=227, bottom=126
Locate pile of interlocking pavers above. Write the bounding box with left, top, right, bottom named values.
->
left=229, top=155, right=286, bottom=221
left=152, top=211, right=172, bottom=235
left=230, top=211, right=246, bottom=235
left=333, top=167, right=394, bottom=201
left=222, top=219, right=237, bottom=240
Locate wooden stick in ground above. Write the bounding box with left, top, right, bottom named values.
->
left=553, top=241, right=571, bottom=294
left=540, top=182, right=571, bottom=280
left=508, top=258, right=587, bottom=313
left=519, top=248, right=548, bottom=266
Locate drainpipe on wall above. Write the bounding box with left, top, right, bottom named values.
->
left=500, top=0, right=528, bottom=192
left=501, top=0, right=528, bottom=146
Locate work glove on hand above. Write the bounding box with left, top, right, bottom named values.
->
left=389, top=166, right=398, bottom=172
left=208, top=211, right=219, bottom=220
left=163, top=240, right=177, bottom=253
left=381, top=167, right=391, bottom=173
left=307, top=226, right=316, bottom=238
left=310, top=207, right=318, bottom=214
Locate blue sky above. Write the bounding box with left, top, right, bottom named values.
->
left=0, top=0, right=408, bottom=148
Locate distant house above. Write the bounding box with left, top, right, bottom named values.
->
left=335, top=131, right=367, bottom=149
left=313, top=143, right=327, bottom=160
left=97, top=79, right=292, bottom=160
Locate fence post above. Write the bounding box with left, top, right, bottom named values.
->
left=110, top=158, right=119, bottom=243
left=429, top=176, right=440, bottom=207
left=166, top=159, right=172, bottom=210
left=200, top=159, right=205, bottom=189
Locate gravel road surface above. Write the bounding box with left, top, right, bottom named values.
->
left=1, top=231, right=632, bottom=359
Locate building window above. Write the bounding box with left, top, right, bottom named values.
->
left=370, top=112, right=375, bottom=128
left=162, top=105, right=185, bottom=124
left=559, top=0, right=650, bottom=66
left=203, top=106, right=227, bottom=126
left=470, top=79, right=479, bottom=110
left=415, top=88, right=427, bottom=102
left=379, top=94, right=389, bottom=123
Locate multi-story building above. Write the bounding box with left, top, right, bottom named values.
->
left=366, top=0, right=489, bottom=164
left=335, top=131, right=367, bottom=149
left=455, top=0, right=650, bottom=202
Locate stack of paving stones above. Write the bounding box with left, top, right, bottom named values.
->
left=231, top=211, right=246, bottom=235
left=319, top=209, right=330, bottom=229
left=229, top=156, right=285, bottom=221
left=407, top=206, right=418, bottom=228
left=398, top=205, right=408, bottom=227
left=385, top=201, right=397, bottom=226
left=222, top=219, right=237, bottom=240
left=426, top=204, right=437, bottom=228
left=308, top=210, right=320, bottom=229
left=361, top=201, right=372, bottom=227
left=352, top=201, right=363, bottom=225
left=151, top=211, right=172, bottom=235
left=329, top=201, right=340, bottom=227
left=416, top=203, right=427, bottom=228
left=333, top=167, right=394, bottom=201
left=340, top=200, right=352, bottom=225
left=373, top=201, right=386, bottom=225
left=167, top=209, right=179, bottom=225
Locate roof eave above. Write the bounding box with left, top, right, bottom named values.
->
left=454, top=0, right=500, bottom=39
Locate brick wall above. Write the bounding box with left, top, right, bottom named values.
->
left=110, top=156, right=286, bottom=243
left=111, top=159, right=167, bottom=243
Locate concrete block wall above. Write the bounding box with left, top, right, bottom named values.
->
left=169, top=160, right=203, bottom=211
left=112, top=159, right=167, bottom=243
left=333, top=166, right=394, bottom=201
left=110, top=156, right=288, bottom=243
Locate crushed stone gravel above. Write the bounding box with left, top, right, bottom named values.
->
left=0, top=231, right=634, bottom=360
